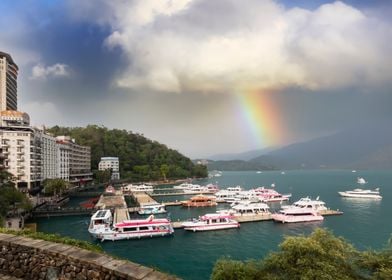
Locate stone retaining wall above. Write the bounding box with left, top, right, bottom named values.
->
left=0, top=233, right=177, bottom=280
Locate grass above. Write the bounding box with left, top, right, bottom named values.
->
left=0, top=228, right=103, bottom=253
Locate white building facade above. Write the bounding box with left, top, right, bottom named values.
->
left=98, top=157, right=120, bottom=180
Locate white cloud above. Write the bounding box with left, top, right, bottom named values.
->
left=68, top=0, right=392, bottom=94
left=30, top=63, right=70, bottom=80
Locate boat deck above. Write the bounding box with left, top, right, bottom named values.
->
left=114, top=208, right=130, bottom=224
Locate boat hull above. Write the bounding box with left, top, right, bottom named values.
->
left=338, top=192, right=382, bottom=199
left=183, top=222, right=240, bottom=232
left=271, top=214, right=324, bottom=223
left=89, top=229, right=174, bottom=241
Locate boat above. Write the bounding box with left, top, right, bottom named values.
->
left=338, top=188, right=382, bottom=199
left=281, top=197, right=327, bottom=213
left=138, top=203, right=167, bottom=215
left=357, top=177, right=367, bottom=184
left=214, top=190, right=237, bottom=203
left=182, top=213, right=240, bottom=232
left=182, top=195, right=217, bottom=207
left=352, top=170, right=357, bottom=173
left=88, top=209, right=173, bottom=241
left=173, top=183, right=215, bottom=194
left=122, top=184, right=154, bottom=193
left=271, top=207, right=324, bottom=223
left=231, top=201, right=270, bottom=216
left=104, top=185, right=115, bottom=195
left=256, top=171, right=262, bottom=174
left=253, top=187, right=291, bottom=202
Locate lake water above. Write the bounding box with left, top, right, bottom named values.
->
left=33, top=170, right=392, bottom=279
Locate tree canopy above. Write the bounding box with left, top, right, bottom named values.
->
left=48, top=125, right=208, bottom=181
left=211, top=228, right=392, bottom=280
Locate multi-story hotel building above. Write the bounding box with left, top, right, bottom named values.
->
left=40, top=131, right=57, bottom=180
left=0, top=52, right=18, bottom=111
left=0, top=111, right=42, bottom=190
left=56, top=136, right=92, bottom=185
left=98, top=157, right=120, bottom=180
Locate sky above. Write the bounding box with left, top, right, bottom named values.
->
left=0, top=0, right=391, bottom=158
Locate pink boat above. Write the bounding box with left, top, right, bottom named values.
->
left=271, top=207, right=324, bottom=223
left=253, top=187, right=291, bottom=202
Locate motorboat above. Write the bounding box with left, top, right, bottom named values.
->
left=253, top=187, right=291, bottom=202
left=281, top=197, right=327, bottom=213
left=173, top=183, right=215, bottom=194
left=88, top=209, right=173, bottom=241
left=214, top=190, right=237, bottom=203
left=231, top=201, right=270, bottom=216
left=122, top=184, right=154, bottom=193
left=271, top=207, right=324, bottom=223
left=226, top=186, right=243, bottom=193
left=357, top=177, right=367, bottom=184
left=182, top=195, right=217, bottom=207
left=138, top=203, right=167, bottom=215
left=104, top=185, right=115, bottom=194
left=338, top=188, right=382, bottom=199
left=182, top=213, right=240, bottom=232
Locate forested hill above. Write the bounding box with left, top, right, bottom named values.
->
left=47, top=125, right=207, bottom=181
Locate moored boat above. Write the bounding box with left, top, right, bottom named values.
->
left=182, top=213, right=240, bottom=232
left=182, top=195, right=217, bottom=207
left=88, top=209, right=173, bottom=241
left=138, top=203, right=167, bottom=215
left=122, top=184, right=154, bottom=193
left=357, top=177, right=367, bottom=184
left=281, top=196, right=327, bottom=213
left=271, top=207, right=324, bottom=223
left=253, top=187, right=291, bottom=202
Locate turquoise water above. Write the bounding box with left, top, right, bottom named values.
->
left=33, top=170, right=392, bottom=279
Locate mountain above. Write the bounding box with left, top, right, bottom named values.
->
left=251, top=123, right=392, bottom=169
left=208, top=147, right=278, bottom=161
left=206, top=159, right=277, bottom=171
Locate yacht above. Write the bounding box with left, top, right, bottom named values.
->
left=182, top=195, right=217, bottom=207
left=271, top=207, right=324, bottom=223
left=138, top=203, right=167, bottom=215
left=88, top=210, right=173, bottom=241
left=253, top=187, right=291, bottom=202
left=122, top=184, right=154, bottom=193
left=338, top=188, right=382, bottom=199
left=231, top=201, right=270, bottom=216
left=182, top=213, right=240, bottom=232
left=214, top=190, right=237, bottom=203
left=281, top=197, right=327, bottom=213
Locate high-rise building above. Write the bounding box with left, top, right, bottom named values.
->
left=98, top=157, right=120, bottom=180
left=0, top=52, right=18, bottom=111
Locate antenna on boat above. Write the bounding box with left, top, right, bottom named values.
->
left=316, top=196, right=319, bottom=200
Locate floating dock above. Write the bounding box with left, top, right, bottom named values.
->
left=150, top=191, right=215, bottom=197
left=95, top=191, right=127, bottom=209
left=113, top=208, right=130, bottom=224
left=132, top=192, right=159, bottom=206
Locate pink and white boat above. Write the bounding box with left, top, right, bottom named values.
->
left=253, top=187, right=291, bottom=202
left=182, top=213, right=240, bottom=232
left=271, top=207, right=324, bottom=223
left=88, top=209, right=174, bottom=241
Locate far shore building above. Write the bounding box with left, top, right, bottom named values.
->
left=56, top=136, right=93, bottom=185
left=98, top=157, right=120, bottom=180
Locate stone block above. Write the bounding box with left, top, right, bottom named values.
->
left=115, top=262, right=153, bottom=280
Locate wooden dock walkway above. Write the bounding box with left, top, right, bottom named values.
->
left=95, top=193, right=127, bottom=209
left=132, top=192, right=159, bottom=206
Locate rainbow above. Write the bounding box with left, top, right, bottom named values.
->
left=236, top=90, right=285, bottom=148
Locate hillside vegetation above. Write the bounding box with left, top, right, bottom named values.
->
left=48, top=125, right=207, bottom=181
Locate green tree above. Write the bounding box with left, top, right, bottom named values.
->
left=43, top=179, right=69, bottom=196
left=94, top=169, right=111, bottom=183
left=160, top=164, right=169, bottom=181
left=211, top=228, right=392, bottom=280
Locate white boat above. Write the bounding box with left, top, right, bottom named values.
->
left=271, top=208, right=324, bottom=223
left=338, top=188, right=382, bottom=199
left=138, top=203, right=167, bottom=215
left=173, top=183, right=214, bottom=194
left=231, top=201, right=270, bottom=216
left=352, top=170, right=357, bottom=173
left=256, top=171, right=262, bottom=174
left=357, top=177, right=367, bottom=184
left=88, top=210, right=173, bottom=241
left=182, top=213, right=240, bottom=232
left=253, top=187, right=291, bottom=202
left=281, top=196, right=327, bottom=213
left=214, top=190, right=237, bottom=203
left=122, top=184, right=154, bottom=193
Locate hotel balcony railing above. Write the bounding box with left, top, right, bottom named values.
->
left=17, top=157, right=25, bottom=162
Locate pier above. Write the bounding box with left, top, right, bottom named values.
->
left=95, top=191, right=127, bottom=209
left=150, top=191, right=215, bottom=197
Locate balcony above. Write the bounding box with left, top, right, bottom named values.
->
left=17, top=150, right=24, bottom=155
left=17, top=157, right=25, bottom=162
